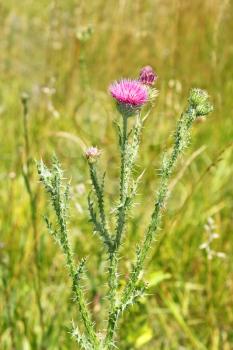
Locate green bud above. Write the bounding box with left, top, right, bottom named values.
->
left=196, top=102, right=213, bottom=116
left=76, top=25, right=93, bottom=43
left=21, top=92, right=30, bottom=104
left=189, top=88, right=213, bottom=117
left=189, top=88, right=208, bottom=107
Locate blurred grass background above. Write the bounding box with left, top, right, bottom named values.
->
left=0, top=0, right=233, bottom=349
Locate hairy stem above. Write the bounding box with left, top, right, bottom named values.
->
left=104, top=115, right=128, bottom=347
left=105, top=114, right=144, bottom=348
left=89, top=163, right=112, bottom=249
left=38, top=160, right=99, bottom=349
left=60, top=204, right=98, bottom=347
left=115, top=114, right=128, bottom=249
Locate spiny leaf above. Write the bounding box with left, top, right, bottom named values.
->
left=71, top=322, right=93, bottom=350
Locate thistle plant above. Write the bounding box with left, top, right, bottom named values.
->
left=37, top=66, right=213, bottom=349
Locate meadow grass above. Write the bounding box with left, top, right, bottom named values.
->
left=0, top=0, right=233, bottom=349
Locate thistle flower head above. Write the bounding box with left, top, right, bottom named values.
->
left=189, top=88, right=213, bottom=117
left=109, top=79, right=148, bottom=116
left=85, top=147, right=101, bottom=164
left=139, top=66, right=157, bottom=86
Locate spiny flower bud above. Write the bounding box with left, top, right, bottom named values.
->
left=189, top=88, right=208, bottom=107
left=189, top=88, right=213, bottom=117
left=139, top=66, right=157, bottom=86
left=195, top=103, right=213, bottom=117
left=85, top=147, right=101, bottom=164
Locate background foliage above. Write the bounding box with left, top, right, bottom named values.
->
left=0, top=0, right=233, bottom=349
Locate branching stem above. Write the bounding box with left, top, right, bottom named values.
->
left=38, top=87, right=213, bottom=350
left=104, top=103, right=208, bottom=346
left=38, top=160, right=99, bottom=349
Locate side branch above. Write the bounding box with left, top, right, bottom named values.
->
left=88, top=163, right=112, bottom=249
left=37, top=158, right=99, bottom=349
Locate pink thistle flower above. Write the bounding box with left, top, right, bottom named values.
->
left=109, top=79, right=148, bottom=116
left=139, top=66, right=157, bottom=86
left=85, top=146, right=101, bottom=164
left=109, top=79, right=148, bottom=106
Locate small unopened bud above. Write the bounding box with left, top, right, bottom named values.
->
left=139, top=66, right=157, bottom=86
left=195, top=103, right=213, bottom=117
left=21, top=92, right=30, bottom=115
left=85, top=147, right=101, bottom=164
left=189, top=88, right=208, bottom=106
left=76, top=25, right=93, bottom=43
left=21, top=92, right=30, bottom=104
left=189, top=88, right=213, bottom=116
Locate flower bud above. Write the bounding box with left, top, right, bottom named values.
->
left=195, top=103, right=213, bottom=117
left=139, top=66, right=157, bottom=86
left=76, top=25, right=93, bottom=43
left=189, top=88, right=213, bottom=116
left=85, top=147, right=101, bottom=164
left=21, top=92, right=30, bottom=104
left=189, top=88, right=208, bottom=107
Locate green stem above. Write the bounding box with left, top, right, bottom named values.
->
left=21, top=95, right=45, bottom=338
left=60, top=215, right=99, bottom=347
left=103, top=116, right=127, bottom=346
left=105, top=114, right=145, bottom=348
left=56, top=191, right=99, bottom=348
left=104, top=115, right=129, bottom=348
left=115, top=114, right=128, bottom=249
left=89, top=163, right=111, bottom=249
